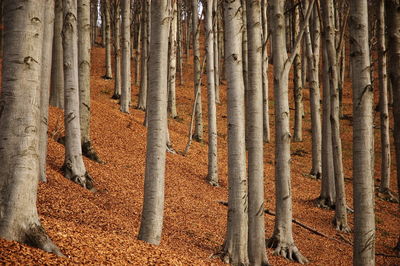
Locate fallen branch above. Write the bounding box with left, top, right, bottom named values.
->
left=375, top=253, right=400, bottom=258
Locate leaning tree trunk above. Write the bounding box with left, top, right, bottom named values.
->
left=138, top=0, right=170, bottom=245
left=321, top=0, right=349, bottom=232
left=112, top=1, right=121, bottom=99
left=205, top=0, right=218, bottom=186
left=62, top=0, right=94, bottom=190
left=192, top=0, right=203, bottom=142
left=137, top=0, right=148, bottom=110
left=221, top=0, right=248, bottom=264
left=104, top=0, right=112, bottom=79
left=349, top=1, right=375, bottom=265
left=0, top=0, right=62, bottom=256
left=386, top=0, right=400, bottom=254
left=267, top=0, right=313, bottom=263
left=39, top=0, right=55, bottom=182
left=120, top=0, right=131, bottom=113
left=50, top=0, right=65, bottom=109
left=377, top=0, right=392, bottom=198
left=246, top=0, right=268, bottom=264
left=78, top=0, right=100, bottom=162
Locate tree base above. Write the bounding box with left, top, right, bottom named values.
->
left=309, top=170, right=321, bottom=180
left=136, top=104, right=146, bottom=111
left=207, top=177, right=219, bottom=187
left=82, top=141, right=103, bottom=164
left=61, top=163, right=95, bottom=191
left=24, top=224, right=64, bottom=257
left=333, top=218, right=351, bottom=233
left=377, top=188, right=399, bottom=203
left=316, top=197, right=335, bottom=209
left=267, top=237, right=309, bottom=264
left=102, top=75, right=112, bottom=80
left=192, top=134, right=203, bottom=143
left=111, top=93, right=120, bottom=100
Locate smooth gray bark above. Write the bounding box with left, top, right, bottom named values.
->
left=261, top=0, right=270, bottom=143
left=138, top=0, right=170, bottom=245
left=104, top=0, right=112, bottom=79
left=350, top=1, right=375, bottom=265
left=137, top=0, right=148, bottom=110
left=168, top=0, right=178, bottom=119
left=112, top=0, right=121, bottom=99
left=0, top=0, right=62, bottom=256
left=120, top=0, right=131, bottom=113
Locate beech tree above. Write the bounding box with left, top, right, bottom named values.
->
left=120, top=0, right=131, bottom=113
left=112, top=0, right=121, bottom=99
left=62, top=0, right=94, bottom=190
left=104, top=0, right=112, bottom=79
left=349, top=0, right=375, bottom=264
left=0, top=0, right=62, bottom=256
left=138, top=0, right=170, bottom=245
left=137, top=0, right=149, bottom=110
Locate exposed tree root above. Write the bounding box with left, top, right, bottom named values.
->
left=333, top=218, right=351, bottom=233
left=82, top=141, right=103, bottom=163
left=111, top=93, right=120, bottom=100
left=267, top=237, right=309, bottom=264
left=135, top=105, right=146, bottom=111
left=308, top=170, right=321, bottom=180
left=207, top=178, right=219, bottom=187
left=376, top=188, right=399, bottom=203
left=24, top=224, right=64, bottom=257
left=316, top=197, right=335, bottom=209
left=192, top=134, right=203, bottom=143
left=62, top=163, right=95, bottom=191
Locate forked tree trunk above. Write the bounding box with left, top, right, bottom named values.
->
left=349, top=1, right=375, bottom=265
left=50, top=0, right=65, bottom=108
left=0, top=0, right=62, bottom=256
left=246, top=0, right=268, bottom=264
left=39, top=0, right=55, bottom=182
left=62, top=0, right=94, bottom=190
left=386, top=0, right=400, bottom=255
left=120, top=0, right=131, bottom=113
left=205, top=0, right=218, bottom=186
left=112, top=1, right=121, bottom=99
left=192, top=0, right=203, bottom=142
left=377, top=0, right=392, bottom=197
left=104, top=0, right=112, bottom=79
left=168, top=0, right=178, bottom=119
left=321, top=0, right=349, bottom=232
left=138, top=0, right=170, bottom=245
left=221, top=0, right=248, bottom=264
left=137, top=0, right=148, bottom=110
left=78, top=0, right=100, bottom=162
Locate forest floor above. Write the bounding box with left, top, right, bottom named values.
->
left=0, top=43, right=399, bottom=265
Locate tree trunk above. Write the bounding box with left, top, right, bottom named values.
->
left=39, top=0, right=55, bottom=182
left=321, top=0, right=349, bottom=232
left=168, top=0, right=178, bottom=119
left=292, top=0, right=303, bottom=142
left=305, top=3, right=322, bottom=179
left=192, top=0, right=203, bottom=142
left=386, top=0, right=400, bottom=255
left=0, top=0, right=62, bottom=256
left=221, top=0, right=248, bottom=264
left=267, top=0, right=309, bottom=263
left=62, top=0, right=94, bottom=190
left=112, top=1, right=121, bottom=99
left=138, top=0, right=170, bottom=245
left=137, top=0, right=148, bottom=110
left=246, top=0, right=268, bottom=264
left=350, top=1, right=376, bottom=265
left=50, top=0, right=65, bottom=109
left=104, top=0, right=112, bottom=79
left=205, top=0, right=218, bottom=186
left=377, top=0, right=392, bottom=197
left=120, top=0, right=131, bottom=113
left=213, top=0, right=220, bottom=104
left=261, top=0, right=270, bottom=143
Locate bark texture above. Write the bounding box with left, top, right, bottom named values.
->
left=120, top=0, right=131, bottom=113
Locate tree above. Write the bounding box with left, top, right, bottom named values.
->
left=138, top=0, right=171, bottom=245
left=386, top=0, right=400, bottom=254
left=168, top=0, right=178, bottom=119
left=246, top=0, right=268, bottom=264
left=104, top=0, right=113, bottom=79
left=50, top=0, right=65, bottom=108
left=39, top=0, right=55, bottom=182
left=349, top=0, right=375, bottom=264
left=220, top=0, right=248, bottom=263
left=78, top=0, right=100, bottom=162
left=267, top=0, right=313, bottom=263
left=261, top=0, right=270, bottom=143
left=205, top=0, right=218, bottom=186
left=0, top=0, right=62, bottom=256
left=192, top=0, right=203, bottom=142
left=137, top=0, right=149, bottom=110
left=62, top=0, right=94, bottom=190
left=321, top=0, right=350, bottom=232
left=112, top=0, right=121, bottom=99
left=120, top=0, right=131, bottom=113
